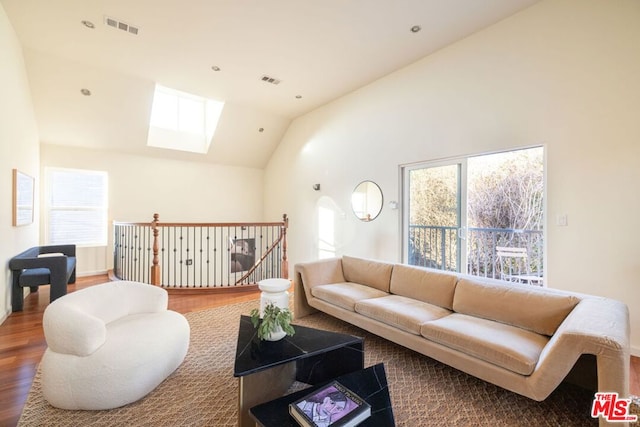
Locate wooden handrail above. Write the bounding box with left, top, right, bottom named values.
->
left=114, top=220, right=286, bottom=227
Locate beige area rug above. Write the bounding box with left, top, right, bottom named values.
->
left=19, top=299, right=639, bottom=426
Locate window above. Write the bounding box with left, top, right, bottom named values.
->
left=402, top=147, right=544, bottom=285
left=147, top=84, right=224, bottom=154
left=46, top=168, right=108, bottom=246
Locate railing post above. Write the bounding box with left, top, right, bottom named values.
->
left=440, top=227, right=446, bottom=270
left=281, top=213, right=288, bottom=279
left=151, top=213, right=161, bottom=286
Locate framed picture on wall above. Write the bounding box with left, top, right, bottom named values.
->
left=13, top=169, right=35, bottom=226
left=230, top=238, right=256, bottom=273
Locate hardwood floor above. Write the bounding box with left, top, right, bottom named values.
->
left=1, top=275, right=639, bottom=426
left=0, top=275, right=262, bottom=427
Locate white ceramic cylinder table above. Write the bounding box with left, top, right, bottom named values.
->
left=258, top=278, right=291, bottom=315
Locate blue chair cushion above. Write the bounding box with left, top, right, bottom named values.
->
left=19, top=268, right=51, bottom=286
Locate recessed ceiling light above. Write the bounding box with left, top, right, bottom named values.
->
left=80, top=88, right=92, bottom=96
left=211, top=65, right=221, bottom=72
left=410, top=25, right=421, bottom=33
left=295, top=95, right=302, bottom=99
left=81, top=20, right=95, bottom=29
left=258, top=128, right=264, bottom=133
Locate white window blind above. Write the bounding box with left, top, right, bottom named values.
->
left=46, top=168, right=108, bottom=246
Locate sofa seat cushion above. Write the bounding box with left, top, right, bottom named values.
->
left=355, top=295, right=452, bottom=335
left=420, top=313, right=549, bottom=375
left=311, top=282, right=389, bottom=311
left=19, top=268, right=51, bottom=286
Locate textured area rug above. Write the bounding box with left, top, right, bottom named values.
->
left=19, top=299, right=639, bottom=426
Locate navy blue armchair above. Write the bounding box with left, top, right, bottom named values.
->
left=9, top=244, right=77, bottom=311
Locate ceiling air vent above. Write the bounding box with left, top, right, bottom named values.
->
left=104, top=16, right=139, bottom=35
left=260, top=75, right=281, bottom=85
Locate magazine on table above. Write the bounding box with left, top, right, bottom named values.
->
left=288, top=380, right=371, bottom=427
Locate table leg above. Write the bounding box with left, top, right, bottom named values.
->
left=238, top=361, right=296, bottom=427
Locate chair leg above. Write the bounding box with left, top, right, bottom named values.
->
left=49, top=282, right=68, bottom=303
left=12, top=273, right=24, bottom=312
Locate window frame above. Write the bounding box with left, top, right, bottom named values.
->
left=400, top=145, right=545, bottom=284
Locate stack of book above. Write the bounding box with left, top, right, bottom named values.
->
left=288, top=380, right=371, bottom=427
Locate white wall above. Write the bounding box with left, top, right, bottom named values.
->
left=264, top=0, right=640, bottom=354
left=0, top=4, right=40, bottom=320
left=41, top=145, right=265, bottom=275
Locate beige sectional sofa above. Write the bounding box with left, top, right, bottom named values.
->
left=294, top=256, right=630, bottom=425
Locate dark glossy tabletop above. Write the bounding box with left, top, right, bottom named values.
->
left=233, top=315, right=364, bottom=377
left=250, top=363, right=395, bottom=427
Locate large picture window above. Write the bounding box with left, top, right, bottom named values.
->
left=402, top=146, right=544, bottom=285
left=45, top=168, right=108, bottom=246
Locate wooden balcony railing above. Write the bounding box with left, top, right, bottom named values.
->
left=113, top=214, right=288, bottom=289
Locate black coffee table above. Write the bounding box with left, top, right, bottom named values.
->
left=233, top=315, right=364, bottom=427
left=250, top=363, right=395, bottom=427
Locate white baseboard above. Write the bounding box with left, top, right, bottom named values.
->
left=0, top=309, right=8, bottom=326
left=631, top=346, right=640, bottom=358
left=77, top=270, right=109, bottom=278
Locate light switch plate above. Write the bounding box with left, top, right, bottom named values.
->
left=556, top=214, right=568, bottom=226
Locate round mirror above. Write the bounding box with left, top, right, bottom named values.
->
left=351, top=181, right=383, bottom=221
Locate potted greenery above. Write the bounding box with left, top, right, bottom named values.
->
left=250, top=302, right=295, bottom=341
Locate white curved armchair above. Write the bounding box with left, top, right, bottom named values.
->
left=40, top=281, right=190, bottom=410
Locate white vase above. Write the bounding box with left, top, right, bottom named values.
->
left=264, top=324, right=287, bottom=341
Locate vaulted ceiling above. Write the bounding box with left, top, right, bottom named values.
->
left=2, top=0, right=539, bottom=168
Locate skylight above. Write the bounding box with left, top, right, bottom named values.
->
left=147, top=84, right=224, bottom=154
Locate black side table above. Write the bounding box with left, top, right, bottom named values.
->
left=234, top=315, right=364, bottom=427
left=250, top=363, right=395, bottom=427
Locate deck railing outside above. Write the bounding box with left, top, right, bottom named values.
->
left=113, top=214, right=288, bottom=288
left=409, top=225, right=543, bottom=283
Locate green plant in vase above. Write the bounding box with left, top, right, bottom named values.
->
left=250, top=302, right=295, bottom=341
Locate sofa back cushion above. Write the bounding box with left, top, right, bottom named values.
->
left=453, top=278, right=581, bottom=336
left=342, top=255, right=393, bottom=292
left=390, top=264, right=458, bottom=310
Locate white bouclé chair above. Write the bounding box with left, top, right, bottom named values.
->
left=40, top=281, right=190, bottom=410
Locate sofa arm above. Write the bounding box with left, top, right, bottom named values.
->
left=295, top=258, right=346, bottom=288
left=43, top=302, right=107, bottom=357
left=556, top=298, right=629, bottom=352
left=294, top=258, right=345, bottom=318
left=535, top=297, right=630, bottom=399
left=9, top=254, right=67, bottom=272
